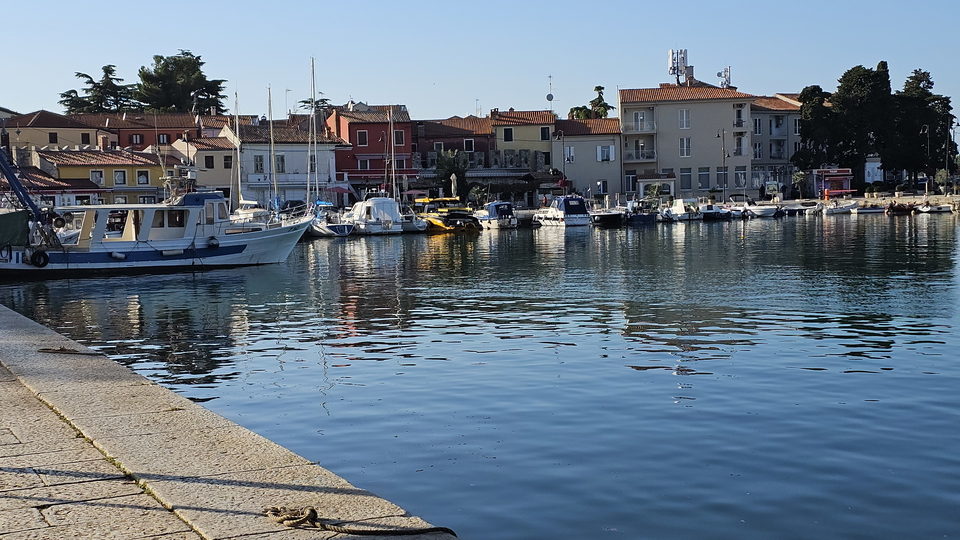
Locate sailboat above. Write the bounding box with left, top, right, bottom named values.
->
left=303, top=58, right=353, bottom=237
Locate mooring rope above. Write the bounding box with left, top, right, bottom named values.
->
left=264, top=506, right=457, bottom=537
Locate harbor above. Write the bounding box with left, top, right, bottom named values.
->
left=3, top=212, right=960, bottom=539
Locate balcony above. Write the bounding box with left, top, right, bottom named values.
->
left=622, top=121, right=657, bottom=134
left=733, top=119, right=746, bottom=128
left=624, top=150, right=657, bottom=162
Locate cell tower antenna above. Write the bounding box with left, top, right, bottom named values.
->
left=546, top=75, right=555, bottom=112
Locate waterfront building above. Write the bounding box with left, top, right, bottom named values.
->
left=552, top=118, right=623, bottom=204
left=618, top=70, right=757, bottom=201
left=2, top=110, right=115, bottom=160
left=750, top=94, right=802, bottom=198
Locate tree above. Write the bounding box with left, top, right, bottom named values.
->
left=568, top=86, right=616, bottom=119
left=435, top=150, right=468, bottom=199
left=885, top=69, right=940, bottom=184
left=135, top=51, right=227, bottom=114
left=298, top=94, right=331, bottom=113
left=828, top=62, right=892, bottom=189
left=791, top=85, right=835, bottom=171
left=58, top=65, right=139, bottom=114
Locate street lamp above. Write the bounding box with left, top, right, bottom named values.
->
left=555, top=129, right=567, bottom=194
left=717, top=129, right=728, bottom=202
left=921, top=124, right=930, bottom=194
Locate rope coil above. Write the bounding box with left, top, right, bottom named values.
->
left=264, top=506, right=457, bottom=537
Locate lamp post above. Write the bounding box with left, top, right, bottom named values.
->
left=921, top=124, right=930, bottom=194
left=555, top=129, right=566, bottom=195
left=716, top=128, right=727, bottom=202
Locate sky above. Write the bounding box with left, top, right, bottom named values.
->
left=3, top=0, right=958, bottom=123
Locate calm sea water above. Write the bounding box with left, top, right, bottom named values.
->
left=3, top=214, right=960, bottom=540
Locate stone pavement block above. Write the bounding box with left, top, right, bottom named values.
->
left=39, top=382, right=200, bottom=421
left=95, top=426, right=312, bottom=479
left=1, top=344, right=147, bottom=395
left=40, top=493, right=195, bottom=536
left=0, top=518, right=203, bottom=540
left=0, top=507, right=46, bottom=535
left=0, top=445, right=106, bottom=470
left=0, top=427, right=19, bottom=445
left=68, top=406, right=238, bottom=442
left=33, top=459, right=128, bottom=487
left=0, top=466, right=44, bottom=492
left=0, top=478, right=144, bottom=512
left=0, top=437, right=95, bottom=462
left=145, top=464, right=426, bottom=540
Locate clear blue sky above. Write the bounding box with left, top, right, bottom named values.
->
left=4, top=0, right=957, bottom=122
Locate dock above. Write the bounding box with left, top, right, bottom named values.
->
left=0, top=305, right=456, bottom=539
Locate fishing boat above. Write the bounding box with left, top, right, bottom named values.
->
left=413, top=197, right=482, bottom=233
left=660, top=198, right=702, bottom=221
left=342, top=197, right=403, bottom=235
left=305, top=201, right=353, bottom=237
left=532, top=195, right=590, bottom=227
left=474, top=201, right=518, bottom=229
left=617, top=199, right=659, bottom=225
left=0, top=165, right=311, bottom=276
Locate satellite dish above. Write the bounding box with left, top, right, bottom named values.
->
left=546, top=93, right=554, bottom=102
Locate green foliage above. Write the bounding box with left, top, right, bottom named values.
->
left=299, top=94, right=331, bottom=113
left=135, top=50, right=227, bottom=114
left=567, top=86, right=616, bottom=120
left=58, top=65, right=139, bottom=114
left=435, top=149, right=468, bottom=198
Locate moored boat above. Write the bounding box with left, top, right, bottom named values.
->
left=305, top=202, right=353, bottom=237
left=413, top=197, right=482, bottom=233
left=532, top=195, right=591, bottom=227
left=474, top=201, right=518, bottom=230
left=342, top=197, right=404, bottom=235
left=660, top=198, right=702, bottom=221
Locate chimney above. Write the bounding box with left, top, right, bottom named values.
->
left=684, top=65, right=696, bottom=85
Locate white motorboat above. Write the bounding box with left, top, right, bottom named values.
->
left=735, top=199, right=783, bottom=218
left=660, top=199, right=702, bottom=221
left=342, top=197, right=403, bottom=235
left=824, top=200, right=859, bottom=215
left=305, top=201, right=353, bottom=237
left=533, top=195, right=591, bottom=227
left=475, top=201, right=519, bottom=229
left=697, top=199, right=732, bottom=221
left=400, top=204, right=428, bottom=233
left=915, top=202, right=953, bottom=213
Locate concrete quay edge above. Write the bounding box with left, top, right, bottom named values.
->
left=0, top=304, right=456, bottom=540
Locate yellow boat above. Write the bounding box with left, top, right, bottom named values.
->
left=413, top=197, right=482, bottom=233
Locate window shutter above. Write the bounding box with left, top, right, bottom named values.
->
left=609, top=145, right=615, bottom=162
left=597, top=146, right=602, bottom=161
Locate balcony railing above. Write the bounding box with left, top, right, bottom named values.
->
left=622, top=121, right=657, bottom=134
left=624, top=150, right=656, bottom=161
left=733, top=119, right=746, bottom=128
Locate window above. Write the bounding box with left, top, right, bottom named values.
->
left=734, top=108, right=745, bottom=128
left=596, top=180, right=608, bottom=194
left=81, top=133, right=91, bottom=145
left=543, top=152, right=551, bottom=166
left=139, top=196, right=157, bottom=204
left=309, top=154, right=316, bottom=173
left=395, top=159, right=406, bottom=170
left=564, top=146, right=575, bottom=163
left=254, top=155, right=264, bottom=173
left=754, top=142, right=763, bottom=159
left=597, top=145, right=614, bottom=161
left=114, top=170, right=127, bottom=185
left=356, top=130, right=368, bottom=146
left=275, top=154, right=285, bottom=173
left=679, top=109, right=690, bottom=129
left=130, top=134, right=144, bottom=145
left=224, top=155, right=233, bottom=169
left=136, top=170, right=149, bottom=185
left=434, top=142, right=444, bottom=151
left=204, top=155, right=215, bottom=169
left=113, top=195, right=127, bottom=204
left=680, top=168, right=692, bottom=190
left=358, top=159, right=369, bottom=170
left=48, top=132, right=58, bottom=144
left=735, top=166, right=747, bottom=188
left=717, top=166, right=728, bottom=188
left=698, top=167, right=710, bottom=189
left=540, top=127, right=550, bottom=141
left=679, top=137, right=691, bottom=157
left=90, top=170, right=104, bottom=185
left=793, top=118, right=801, bottom=135
left=734, top=135, right=745, bottom=156
left=464, top=139, right=474, bottom=152
left=503, top=127, right=513, bottom=142
left=158, top=133, right=170, bottom=144
left=754, top=118, right=762, bottom=135
left=394, top=129, right=404, bottom=146
left=794, top=141, right=801, bottom=154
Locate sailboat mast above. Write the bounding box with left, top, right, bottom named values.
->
left=268, top=85, right=278, bottom=208
left=232, top=92, right=241, bottom=212
left=309, top=57, right=317, bottom=206
left=389, top=105, right=396, bottom=199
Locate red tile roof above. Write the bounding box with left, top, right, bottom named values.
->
left=752, top=96, right=800, bottom=112
left=190, top=137, right=236, bottom=151
left=332, top=103, right=411, bottom=123
left=489, top=109, right=557, bottom=126
left=8, top=110, right=101, bottom=129
left=421, top=116, right=493, bottom=137
left=238, top=124, right=340, bottom=144
left=1, top=166, right=104, bottom=191
left=554, top=118, right=621, bottom=136
left=37, top=149, right=162, bottom=167
left=619, top=85, right=756, bottom=104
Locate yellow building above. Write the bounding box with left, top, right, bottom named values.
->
left=489, top=108, right=557, bottom=170
left=32, top=148, right=170, bottom=204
